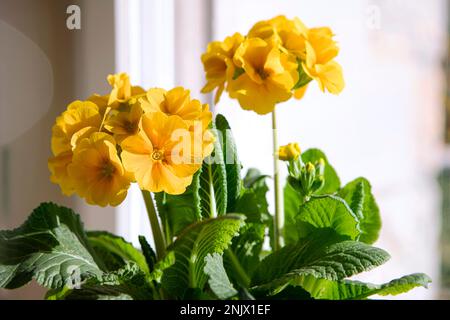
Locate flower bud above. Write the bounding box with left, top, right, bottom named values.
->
left=278, top=143, right=301, bottom=161
left=315, top=158, right=325, bottom=176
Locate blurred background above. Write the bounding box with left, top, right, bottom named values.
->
left=1, top=0, right=449, bottom=299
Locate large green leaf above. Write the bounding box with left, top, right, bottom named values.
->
left=251, top=229, right=390, bottom=295
left=301, top=149, right=340, bottom=194
left=296, top=196, right=360, bottom=241
left=161, top=214, right=245, bottom=298
left=155, top=172, right=202, bottom=237
left=338, top=178, right=381, bottom=244
left=64, top=262, right=154, bottom=300
left=87, top=231, right=149, bottom=274
left=199, top=121, right=228, bottom=217
left=284, top=183, right=302, bottom=245
left=204, top=253, right=238, bottom=299
left=0, top=203, right=102, bottom=289
left=215, top=114, right=241, bottom=212
left=290, top=273, right=431, bottom=300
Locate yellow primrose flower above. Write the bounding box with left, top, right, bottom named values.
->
left=87, top=94, right=109, bottom=117
left=107, top=72, right=146, bottom=108
left=121, top=111, right=205, bottom=195
left=104, top=100, right=143, bottom=143
left=67, top=133, right=131, bottom=207
left=200, top=33, right=244, bottom=104
left=302, top=27, right=344, bottom=94
left=278, top=142, right=301, bottom=161
left=228, top=37, right=298, bottom=114
left=51, top=100, right=102, bottom=156
left=248, top=15, right=307, bottom=58
left=140, top=87, right=212, bottom=131
left=48, top=151, right=75, bottom=196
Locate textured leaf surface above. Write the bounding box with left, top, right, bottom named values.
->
left=215, top=114, right=241, bottom=212
left=290, top=273, right=431, bottom=300
left=199, top=122, right=228, bottom=217
left=0, top=203, right=102, bottom=289
left=297, top=196, right=360, bottom=240
left=338, top=178, right=381, bottom=244
left=161, top=215, right=244, bottom=298
left=65, top=262, right=153, bottom=300
left=88, top=231, right=149, bottom=274
left=204, top=253, right=237, bottom=299
left=251, top=229, right=390, bottom=295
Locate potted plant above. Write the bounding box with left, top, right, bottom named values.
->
left=0, top=15, right=430, bottom=300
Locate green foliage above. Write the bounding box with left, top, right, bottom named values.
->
left=199, top=120, right=228, bottom=217
left=215, top=114, right=242, bottom=212
left=87, top=231, right=149, bottom=274
left=296, top=196, right=361, bottom=241
left=64, top=262, right=154, bottom=300
left=161, top=214, right=245, bottom=298
left=338, top=178, right=381, bottom=244
left=288, top=273, right=431, bottom=300
left=284, top=183, right=302, bottom=245
left=204, top=253, right=238, bottom=299
left=138, top=235, right=156, bottom=272
left=0, top=115, right=431, bottom=300
left=251, top=229, right=390, bottom=295
left=0, top=203, right=102, bottom=289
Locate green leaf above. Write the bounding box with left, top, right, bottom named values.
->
left=226, top=223, right=265, bottom=284
left=283, top=182, right=302, bottom=245
left=238, top=169, right=271, bottom=223
left=138, top=235, right=156, bottom=272
left=251, top=229, right=390, bottom=295
left=199, top=122, right=228, bottom=217
left=148, top=251, right=175, bottom=283
left=296, top=196, right=361, bottom=241
left=87, top=231, right=149, bottom=275
left=338, top=178, right=381, bottom=244
left=204, top=253, right=238, bottom=299
left=161, top=214, right=245, bottom=298
left=155, top=172, right=202, bottom=237
left=0, top=203, right=102, bottom=289
left=301, top=149, right=340, bottom=194
left=65, top=262, right=154, bottom=300
left=215, top=114, right=241, bottom=212
left=290, top=273, right=431, bottom=300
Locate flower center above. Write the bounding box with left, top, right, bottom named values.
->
left=124, top=120, right=137, bottom=134
left=256, top=68, right=269, bottom=80
left=100, top=161, right=116, bottom=178
left=151, top=149, right=164, bottom=161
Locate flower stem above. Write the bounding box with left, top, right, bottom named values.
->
left=141, top=190, right=166, bottom=260
left=272, top=110, right=283, bottom=251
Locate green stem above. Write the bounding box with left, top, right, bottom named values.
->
left=272, top=110, right=283, bottom=251
left=225, top=249, right=251, bottom=288
left=141, top=190, right=166, bottom=260
left=207, top=164, right=217, bottom=218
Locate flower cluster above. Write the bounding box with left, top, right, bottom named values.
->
left=48, top=73, right=213, bottom=206
left=201, top=15, right=345, bottom=115
left=278, top=142, right=325, bottom=198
